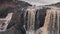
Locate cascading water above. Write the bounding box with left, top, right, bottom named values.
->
left=26, top=6, right=36, bottom=34
left=0, top=3, right=60, bottom=34
left=23, top=6, right=60, bottom=34
left=24, top=6, right=47, bottom=34
left=42, top=9, right=59, bottom=34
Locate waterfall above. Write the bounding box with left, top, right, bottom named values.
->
left=26, top=7, right=36, bottom=34
left=42, top=9, right=59, bottom=34
left=23, top=6, right=60, bottom=34
left=24, top=6, right=49, bottom=34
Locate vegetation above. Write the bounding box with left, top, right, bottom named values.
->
left=47, top=2, right=60, bottom=7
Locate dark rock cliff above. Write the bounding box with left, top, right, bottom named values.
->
left=0, top=0, right=59, bottom=34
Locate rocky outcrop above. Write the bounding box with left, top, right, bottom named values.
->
left=0, top=1, right=32, bottom=34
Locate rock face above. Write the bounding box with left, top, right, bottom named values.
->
left=0, top=1, right=60, bottom=34
left=0, top=1, right=32, bottom=34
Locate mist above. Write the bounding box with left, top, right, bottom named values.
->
left=19, top=0, right=60, bottom=6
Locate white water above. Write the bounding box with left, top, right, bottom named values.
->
left=42, top=9, right=59, bottom=34
left=26, top=7, right=36, bottom=34
left=0, top=13, right=13, bottom=32
left=23, top=6, right=60, bottom=34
